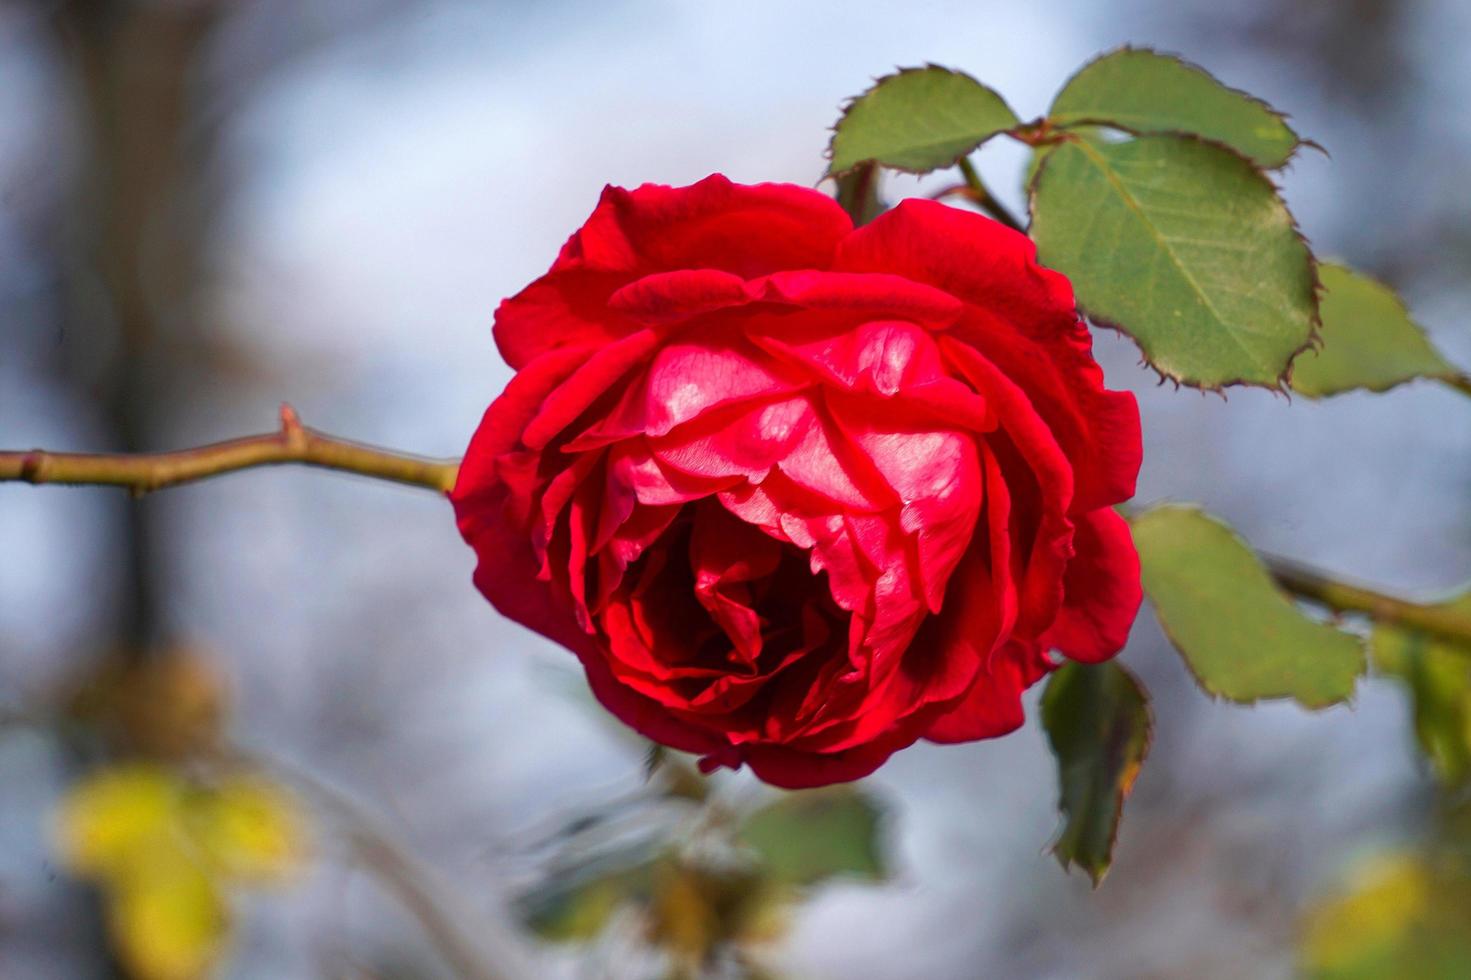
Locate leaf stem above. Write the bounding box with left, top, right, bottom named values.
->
left=1441, top=372, right=1471, bottom=401
left=955, top=157, right=1026, bottom=232
left=0, top=405, right=459, bottom=495
left=1265, top=554, right=1471, bottom=647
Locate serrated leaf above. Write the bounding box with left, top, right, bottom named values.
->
left=1030, top=134, right=1318, bottom=389
left=1291, top=263, right=1458, bottom=397
left=1041, top=661, right=1152, bottom=886
left=1370, top=588, right=1471, bottom=789
left=738, top=787, right=885, bottom=886
left=828, top=66, right=1020, bottom=177
left=1049, top=48, right=1302, bottom=168
left=1131, top=505, right=1364, bottom=706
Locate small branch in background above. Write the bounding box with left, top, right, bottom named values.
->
left=0, top=404, right=459, bottom=495
left=1266, top=555, right=1471, bottom=647
left=242, top=749, right=542, bottom=980
left=946, top=157, right=1025, bottom=232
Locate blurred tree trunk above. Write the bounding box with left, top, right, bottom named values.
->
left=55, top=0, right=222, bottom=654
left=49, top=2, right=223, bottom=974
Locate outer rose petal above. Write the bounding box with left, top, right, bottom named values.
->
left=739, top=736, right=904, bottom=789
left=835, top=198, right=1141, bottom=512
left=922, top=640, right=1052, bottom=743
left=578, top=175, right=853, bottom=277
left=1042, top=507, right=1143, bottom=663
left=493, top=175, right=851, bottom=370
left=493, top=271, right=638, bottom=372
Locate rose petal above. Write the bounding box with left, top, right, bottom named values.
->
left=580, top=174, right=852, bottom=277
left=606, top=268, right=755, bottom=323
left=836, top=198, right=1141, bottom=512
left=1042, top=507, right=1142, bottom=663
left=493, top=270, right=637, bottom=371
left=521, top=328, right=663, bottom=450
left=748, top=318, right=946, bottom=396
left=940, top=337, right=1075, bottom=638
left=751, top=269, right=963, bottom=327
left=825, top=394, right=982, bottom=612
left=923, top=640, right=1052, bottom=743
left=690, top=501, right=784, bottom=664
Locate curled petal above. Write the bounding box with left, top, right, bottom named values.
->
left=826, top=394, right=982, bottom=612
left=753, top=270, right=962, bottom=327
left=521, top=329, right=663, bottom=450
left=940, top=337, right=1074, bottom=638
left=690, top=501, right=784, bottom=663
left=923, top=640, right=1052, bottom=744
left=578, top=174, right=852, bottom=276
left=581, top=327, right=804, bottom=444
left=607, top=268, right=754, bottom=323
left=493, top=271, right=637, bottom=371
left=749, top=318, right=946, bottom=396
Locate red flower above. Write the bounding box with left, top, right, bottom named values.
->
left=453, top=175, right=1142, bottom=788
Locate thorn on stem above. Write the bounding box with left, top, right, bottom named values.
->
left=279, top=403, right=303, bottom=435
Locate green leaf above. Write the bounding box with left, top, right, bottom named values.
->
left=1370, top=589, right=1471, bottom=788
left=1030, top=134, right=1318, bottom=389
left=1025, top=126, right=1113, bottom=190
left=739, top=787, right=886, bottom=886
left=1048, top=47, right=1303, bottom=168
left=522, top=857, right=657, bottom=942
left=828, top=66, right=1020, bottom=177
left=1131, top=505, right=1365, bottom=707
left=1041, top=661, right=1152, bottom=886
left=1291, top=263, right=1459, bottom=397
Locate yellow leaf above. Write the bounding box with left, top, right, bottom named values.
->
left=186, top=776, right=306, bottom=883
left=54, top=764, right=180, bottom=877
left=1301, top=854, right=1430, bottom=973
left=109, top=850, right=229, bottom=980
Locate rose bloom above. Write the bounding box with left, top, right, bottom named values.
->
left=452, top=175, right=1142, bottom=788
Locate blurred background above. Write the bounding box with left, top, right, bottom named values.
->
left=3, top=0, right=1470, bottom=977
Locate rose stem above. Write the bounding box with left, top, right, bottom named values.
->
left=956, top=157, right=1026, bottom=232
left=0, top=403, right=459, bottom=495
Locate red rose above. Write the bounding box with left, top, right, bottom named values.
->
left=452, top=175, right=1143, bottom=788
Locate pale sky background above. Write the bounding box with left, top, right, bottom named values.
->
left=3, top=1, right=1470, bottom=977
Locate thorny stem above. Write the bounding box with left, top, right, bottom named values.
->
left=1266, top=556, right=1471, bottom=648
left=0, top=404, right=459, bottom=495
left=5, top=413, right=1470, bottom=646
left=955, top=157, right=1026, bottom=232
